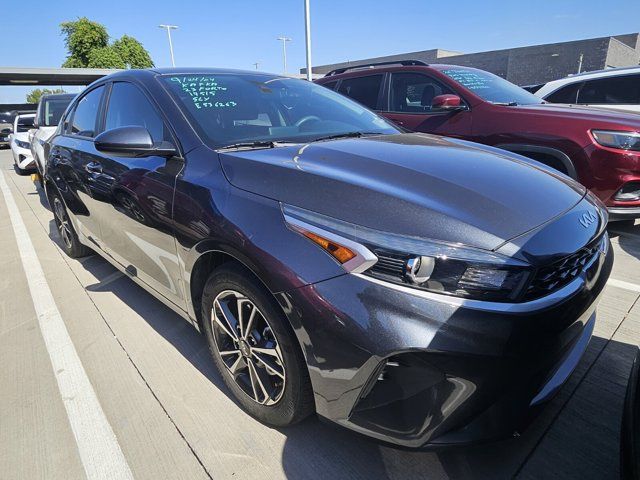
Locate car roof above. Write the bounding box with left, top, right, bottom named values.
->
left=317, top=62, right=480, bottom=81
left=99, top=67, right=290, bottom=82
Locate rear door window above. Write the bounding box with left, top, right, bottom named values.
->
left=577, top=74, right=640, bottom=104
left=389, top=73, right=454, bottom=113
left=337, top=75, right=383, bottom=110
left=320, top=80, right=338, bottom=91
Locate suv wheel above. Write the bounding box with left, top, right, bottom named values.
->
left=51, top=194, right=92, bottom=258
left=201, top=264, right=313, bottom=426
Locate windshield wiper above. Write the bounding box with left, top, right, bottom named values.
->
left=492, top=101, right=519, bottom=106
left=218, top=140, right=281, bottom=151
left=311, top=131, right=382, bottom=142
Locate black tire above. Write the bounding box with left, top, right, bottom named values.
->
left=50, top=192, right=92, bottom=258
left=201, top=263, right=314, bottom=427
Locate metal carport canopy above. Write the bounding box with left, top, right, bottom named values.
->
left=0, top=67, right=121, bottom=86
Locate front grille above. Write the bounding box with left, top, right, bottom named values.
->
left=523, top=235, right=604, bottom=301
left=370, top=253, right=406, bottom=281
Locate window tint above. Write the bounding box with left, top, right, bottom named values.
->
left=105, top=82, right=169, bottom=143
left=16, top=116, right=34, bottom=132
left=545, top=83, right=580, bottom=103
left=320, top=80, right=338, bottom=91
left=44, top=97, right=75, bottom=127
left=337, top=75, right=383, bottom=109
left=162, top=74, right=397, bottom=149
left=577, top=75, right=640, bottom=105
left=70, top=87, right=104, bottom=137
left=390, top=73, right=454, bottom=112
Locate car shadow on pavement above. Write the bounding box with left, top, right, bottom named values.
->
left=45, top=220, right=637, bottom=480
left=608, top=220, right=640, bottom=262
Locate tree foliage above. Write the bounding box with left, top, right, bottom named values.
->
left=112, top=35, right=154, bottom=69
left=60, top=17, right=154, bottom=69
left=26, top=88, right=67, bottom=104
left=61, top=17, right=109, bottom=68
left=87, top=47, right=127, bottom=69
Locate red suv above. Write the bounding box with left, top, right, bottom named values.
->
left=315, top=61, right=640, bottom=221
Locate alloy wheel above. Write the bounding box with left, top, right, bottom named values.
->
left=53, top=197, right=73, bottom=249
left=211, top=290, right=286, bottom=405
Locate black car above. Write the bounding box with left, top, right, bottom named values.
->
left=44, top=68, right=613, bottom=448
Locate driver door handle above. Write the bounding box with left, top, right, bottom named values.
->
left=85, top=162, right=103, bottom=174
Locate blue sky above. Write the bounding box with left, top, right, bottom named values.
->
left=2, top=0, right=639, bottom=103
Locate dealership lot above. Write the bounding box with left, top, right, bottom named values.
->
left=0, top=148, right=638, bottom=479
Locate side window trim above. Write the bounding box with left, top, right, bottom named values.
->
left=387, top=71, right=467, bottom=115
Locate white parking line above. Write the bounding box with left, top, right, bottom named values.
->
left=608, top=278, right=640, bottom=293
left=0, top=170, right=133, bottom=480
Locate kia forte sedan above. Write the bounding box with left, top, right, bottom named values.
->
left=44, top=68, right=613, bottom=448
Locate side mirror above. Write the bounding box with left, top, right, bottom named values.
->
left=95, top=126, right=177, bottom=157
left=431, top=94, right=465, bottom=111
left=1, top=126, right=13, bottom=134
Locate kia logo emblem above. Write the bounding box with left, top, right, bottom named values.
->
left=579, top=210, right=598, bottom=228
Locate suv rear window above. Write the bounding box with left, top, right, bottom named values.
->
left=337, top=75, right=383, bottom=110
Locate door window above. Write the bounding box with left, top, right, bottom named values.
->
left=545, top=83, right=580, bottom=103
left=69, top=86, right=105, bottom=137
left=390, top=73, right=454, bottom=113
left=337, top=75, right=383, bottom=110
left=577, top=74, right=640, bottom=105
left=105, top=82, right=170, bottom=143
left=320, top=80, right=338, bottom=91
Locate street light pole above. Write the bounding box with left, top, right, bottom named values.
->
left=276, top=36, right=292, bottom=74
left=304, top=0, right=312, bottom=81
left=253, top=62, right=260, bottom=70
left=158, top=24, right=178, bottom=67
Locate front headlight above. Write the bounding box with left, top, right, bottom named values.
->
left=591, top=130, right=640, bottom=152
left=15, top=139, right=30, bottom=149
left=282, top=204, right=531, bottom=302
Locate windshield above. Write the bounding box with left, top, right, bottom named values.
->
left=441, top=68, right=543, bottom=106
left=161, top=73, right=398, bottom=148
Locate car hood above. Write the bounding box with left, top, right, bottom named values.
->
left=218, top=133, right=586, bottom=251
left=512, top=103, right=640, bottom=129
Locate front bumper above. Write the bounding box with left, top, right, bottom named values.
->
left=584, top=145, right=640, bottom=216
left=279, top=237, right=613, bottom=448
left=608, top=206, right=640, bottom=221
left=11, top=144, right=35, bottom=169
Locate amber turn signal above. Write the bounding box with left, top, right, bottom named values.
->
left=301, top=230, right=357, bottom=264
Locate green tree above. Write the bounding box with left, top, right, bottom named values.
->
left=60, top=17, right=153, bottom=69
left=26, top=88, right=67, bottom=104
left=61, top=17, right=109, bottom=68
left=87, top=47, right=126, bottom=69
left=112, top=35, right=154, bottom=68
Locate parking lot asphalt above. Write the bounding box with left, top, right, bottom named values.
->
left=0, top=148, right=638, bottom=480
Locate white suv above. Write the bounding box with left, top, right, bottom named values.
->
left=10, top=113, right=36, bottom=173
left=534, top=66, right=640, bottom=114
left=30, top=93, right=76, bottom=177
